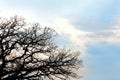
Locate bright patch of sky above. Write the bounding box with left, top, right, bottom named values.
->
left=0, top=0, right=120, bottom=80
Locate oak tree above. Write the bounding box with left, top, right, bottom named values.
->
left=0, top=16, right=82, bottom=80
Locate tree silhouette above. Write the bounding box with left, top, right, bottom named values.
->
left=0, top=16, right=82, bottom=80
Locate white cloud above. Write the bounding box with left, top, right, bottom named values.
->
left=51, top=17, right=92, bottom=53
left=50, top=17, right=120, bottom=54
left=90, top=28, right=120, bottom=43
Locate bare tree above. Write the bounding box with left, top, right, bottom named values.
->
left=0, top=16, right=82, bottom=80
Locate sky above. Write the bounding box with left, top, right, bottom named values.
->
left=0, top=0, right=120, bottom=80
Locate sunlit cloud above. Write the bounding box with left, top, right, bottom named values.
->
left=50, top=17, right=120, bottom=54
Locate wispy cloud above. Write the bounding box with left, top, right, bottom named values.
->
left=50, top=17, right=120, bottom=54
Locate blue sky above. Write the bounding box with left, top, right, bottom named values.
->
left=0, top=0, right=120, bottom=80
